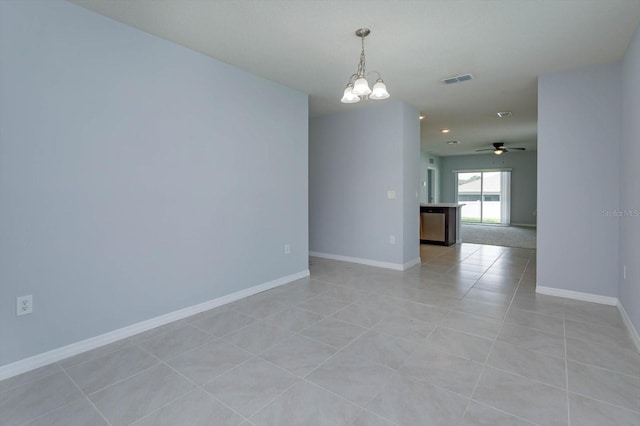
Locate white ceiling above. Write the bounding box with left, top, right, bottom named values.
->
left=70, top=0, right=640, bottom=156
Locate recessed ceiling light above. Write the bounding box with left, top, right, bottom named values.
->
left=497, top=111, right=512, bottom=118
left=419, top=114, right=426, bottom=120
left=447, top=140, right=460, bottom=145
left=441, top=129, right=451, bottom=133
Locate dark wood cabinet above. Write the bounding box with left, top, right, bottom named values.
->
left=420, top=206, right=457, bottom=246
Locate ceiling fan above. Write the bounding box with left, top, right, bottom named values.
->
left=476, top=142, right=526, bottom=155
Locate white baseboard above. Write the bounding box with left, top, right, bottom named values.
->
left=310, top=251, right=418, bottom=271
left=535, top=285, right=640, bottom=353
left=535, top=286, right=618, bottom=306
left=403, top=257, right=422, bottom=270
left=0, top=270, right=310, bottom=381
left=617, top=302, right=640, bottom=353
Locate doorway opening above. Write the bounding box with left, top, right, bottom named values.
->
left=426, top=167, right=437, bottom=203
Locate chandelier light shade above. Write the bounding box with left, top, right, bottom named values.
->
left=341, top=84, right=360, bottom=103
left=370, top=79, right=390, bottom=100
left=340, top=28, right=390, bottom=104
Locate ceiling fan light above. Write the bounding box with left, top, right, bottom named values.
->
left=340, top=84, right=360, bottom=103
left=494, top=149, right=503, bottom=155
left=352, top=77, right=372, bottom=96
left=369, top=79, right=390, bottom=100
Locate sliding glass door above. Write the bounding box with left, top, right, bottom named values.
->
left=456, top=170, right=511, bottom=225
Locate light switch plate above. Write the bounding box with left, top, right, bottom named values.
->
left=387, top=190, right=396, bottom=199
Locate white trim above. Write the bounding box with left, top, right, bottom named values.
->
left=426, top=166, right=439, bottom=203
left=535, top=285, right=618, bottom=306
left=403, top=257, right=422, bottom=270
left=454, top=170, right=512, bottom=226
left=501, top=171, right=511, bottom=225
left=510, top=223, right=537, bottom=228
left=617, top=302, right=640, bottom=353
left=452, top=168, right=513, bottom=173
left=0, top=270, right=309, bottom=381
left=535, top=285, right=640, bottom=353
left=310, top=251, right=418, bottom=271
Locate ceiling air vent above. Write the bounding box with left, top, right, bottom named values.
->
left=441, top=74, right=474, bottom=84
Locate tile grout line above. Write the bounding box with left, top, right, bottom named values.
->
left=566, top=357, right=640, bottom=380
left=56, top=340, right=135, bottom=371
left=458, top=249, right=507, bottom=300
left=462, top=249, right=530, bottom=423
left=282, top=294, right=429, bottom=424
left=470, top=356, right=568, bottom=392
left=0, top=364, right=63, bottom=396
left=196, top=299, right=383, bottom=423
left=198, top=347, right=310, bottom=423
left=295, top=378, right=378, bottom=422
left=243, top=380, right=299, bottom=424
left=245, top=319, right=396, bottom=424
left=565, top=389, right=640, bottom=415
left=157, top=357, right=250, bottom=423
left=564, top=308, right=571, bottom=426
left=451, top=246, right=509, bottom=425
left=14, top=337, right=222, bottom=426
left=190, top=315, right=260, bottom=341
left=464, top=399, right=542, bottom=426
left=17, top=248, right=627, bottom=426
left=60, top=368, right=113, bottom=426
left=432, top=243, right=506, bottom=424
left=64, top=334, right=222, bottom=400
left=226, top=250, right=528, bottom=424
left=75, top=356, right=161, bottom=397
left=229, top=354, right=308, bottom=424
left=309, top=260, right=640, bottom=419
left=295, top=321, right=374, bottom=380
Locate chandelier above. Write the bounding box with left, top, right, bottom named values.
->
left=340, top=28, right=390, bottom=104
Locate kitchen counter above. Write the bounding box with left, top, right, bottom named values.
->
left=420, top=204, right=465, bottom=246
left=420, top=203, right=466, bottom=208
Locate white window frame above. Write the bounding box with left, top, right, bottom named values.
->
left=454, top=168, right=512, bottom=225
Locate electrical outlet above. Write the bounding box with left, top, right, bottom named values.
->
left=284, top=243, right=291, bottom=255
left=17, top=295, right=33, bottom=316
left=389, top=235, right=396, bottom=245
left=387, top=190, right=396, bottom=199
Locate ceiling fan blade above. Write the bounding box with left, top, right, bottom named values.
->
left=510, top=147, right=526, bottom=151
left=475, top=148, right=494, bottom=152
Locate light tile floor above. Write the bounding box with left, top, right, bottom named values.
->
left=2, top=243, right=640, bottom=425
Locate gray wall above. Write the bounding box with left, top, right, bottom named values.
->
left=537, top=62, right=621, bottom=297
left=439, top=152, right=537, bottom=225
left=0, top=1, right=308, bottom=366
left=309, top=102, right=420, bottom=266
left=620, top=25, right=640, bottom=332
left=402, top=105, right=421, bottom=263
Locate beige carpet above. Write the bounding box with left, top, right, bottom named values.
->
left=460, top=224, right=536, bottom=249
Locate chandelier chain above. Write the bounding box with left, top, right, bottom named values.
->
left=357, top=48, right=366, bottom=78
